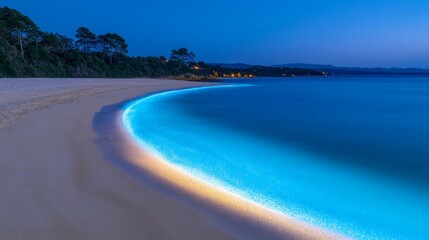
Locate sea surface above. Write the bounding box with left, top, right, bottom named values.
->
left=123, top=76, right=429, bottom=239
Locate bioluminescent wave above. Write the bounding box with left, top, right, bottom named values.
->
left=123, top=77, right=429, bottom=239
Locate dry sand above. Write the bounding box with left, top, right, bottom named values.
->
left=0, top=78, right=345, bottom=240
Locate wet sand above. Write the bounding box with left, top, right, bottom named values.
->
left=0, top=78, right=344, bottom=239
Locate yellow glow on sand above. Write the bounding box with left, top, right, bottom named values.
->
left=115, top=112, right=347, bottom=240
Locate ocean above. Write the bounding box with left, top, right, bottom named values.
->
left=123, top=76, right=429, bottom=239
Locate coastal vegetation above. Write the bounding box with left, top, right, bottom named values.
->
left=0, top=6, right=324, bottom=79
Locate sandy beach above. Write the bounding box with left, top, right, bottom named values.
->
left=0, top=78, right=343, bottom=240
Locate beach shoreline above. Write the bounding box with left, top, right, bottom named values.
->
left=0, top=78, right=343, bottom=239
left=100, top=85, right=346, bottom=240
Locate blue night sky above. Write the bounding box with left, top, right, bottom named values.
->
left=3, top=0, right=429, bottom=67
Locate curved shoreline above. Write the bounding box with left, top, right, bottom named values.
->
left=1, top=78, right=234, bottom=240
left=0, top=77, right=345, bottom=239
left=113, top=86, right=347, bottom=239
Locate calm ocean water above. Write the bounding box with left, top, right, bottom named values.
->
left=123, top=76, right=429, bottom=239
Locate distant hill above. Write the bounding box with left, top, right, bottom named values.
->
left=273, top=63, right=429, bottom=75
left=209, top=63, right=254, bottom=70
left=210, top=63, right=429, bottom=76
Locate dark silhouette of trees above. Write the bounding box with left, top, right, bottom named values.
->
left=75, top=27, right=97, bottom=53
left=170, top=48, right=195, bottom=62
left=0, top=7, right=199, bottom=78
left=159, top=56, right=168, bottom=62
left=0, top=6, right=322, bottom=79
left=40, top=32, right=73, bottom=54
left=170, top=48, right=195, bottom=73
left=98, top=33, right=128, bottom=63
left=0, top=6, right=40, bottom=61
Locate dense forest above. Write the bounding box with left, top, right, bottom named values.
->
left=0, top=6, right=324, bottom=79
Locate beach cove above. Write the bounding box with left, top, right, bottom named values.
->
left=0, top=78, right=340, bottom=240
left=121, top=76, right=429, bottom=239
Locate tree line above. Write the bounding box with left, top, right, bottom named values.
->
left=0, top=6, right=324, bottom=79
left=0, top=7, right=201, bottom=78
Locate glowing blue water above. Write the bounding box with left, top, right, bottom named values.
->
left=123, top=77, right=429, bottom=239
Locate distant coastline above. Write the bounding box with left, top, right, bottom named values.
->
left=217, top=63, right=429, bottom=76
left=6, top=6, right=426, bottom=80
left=0, top=7, right=323, bottom=79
